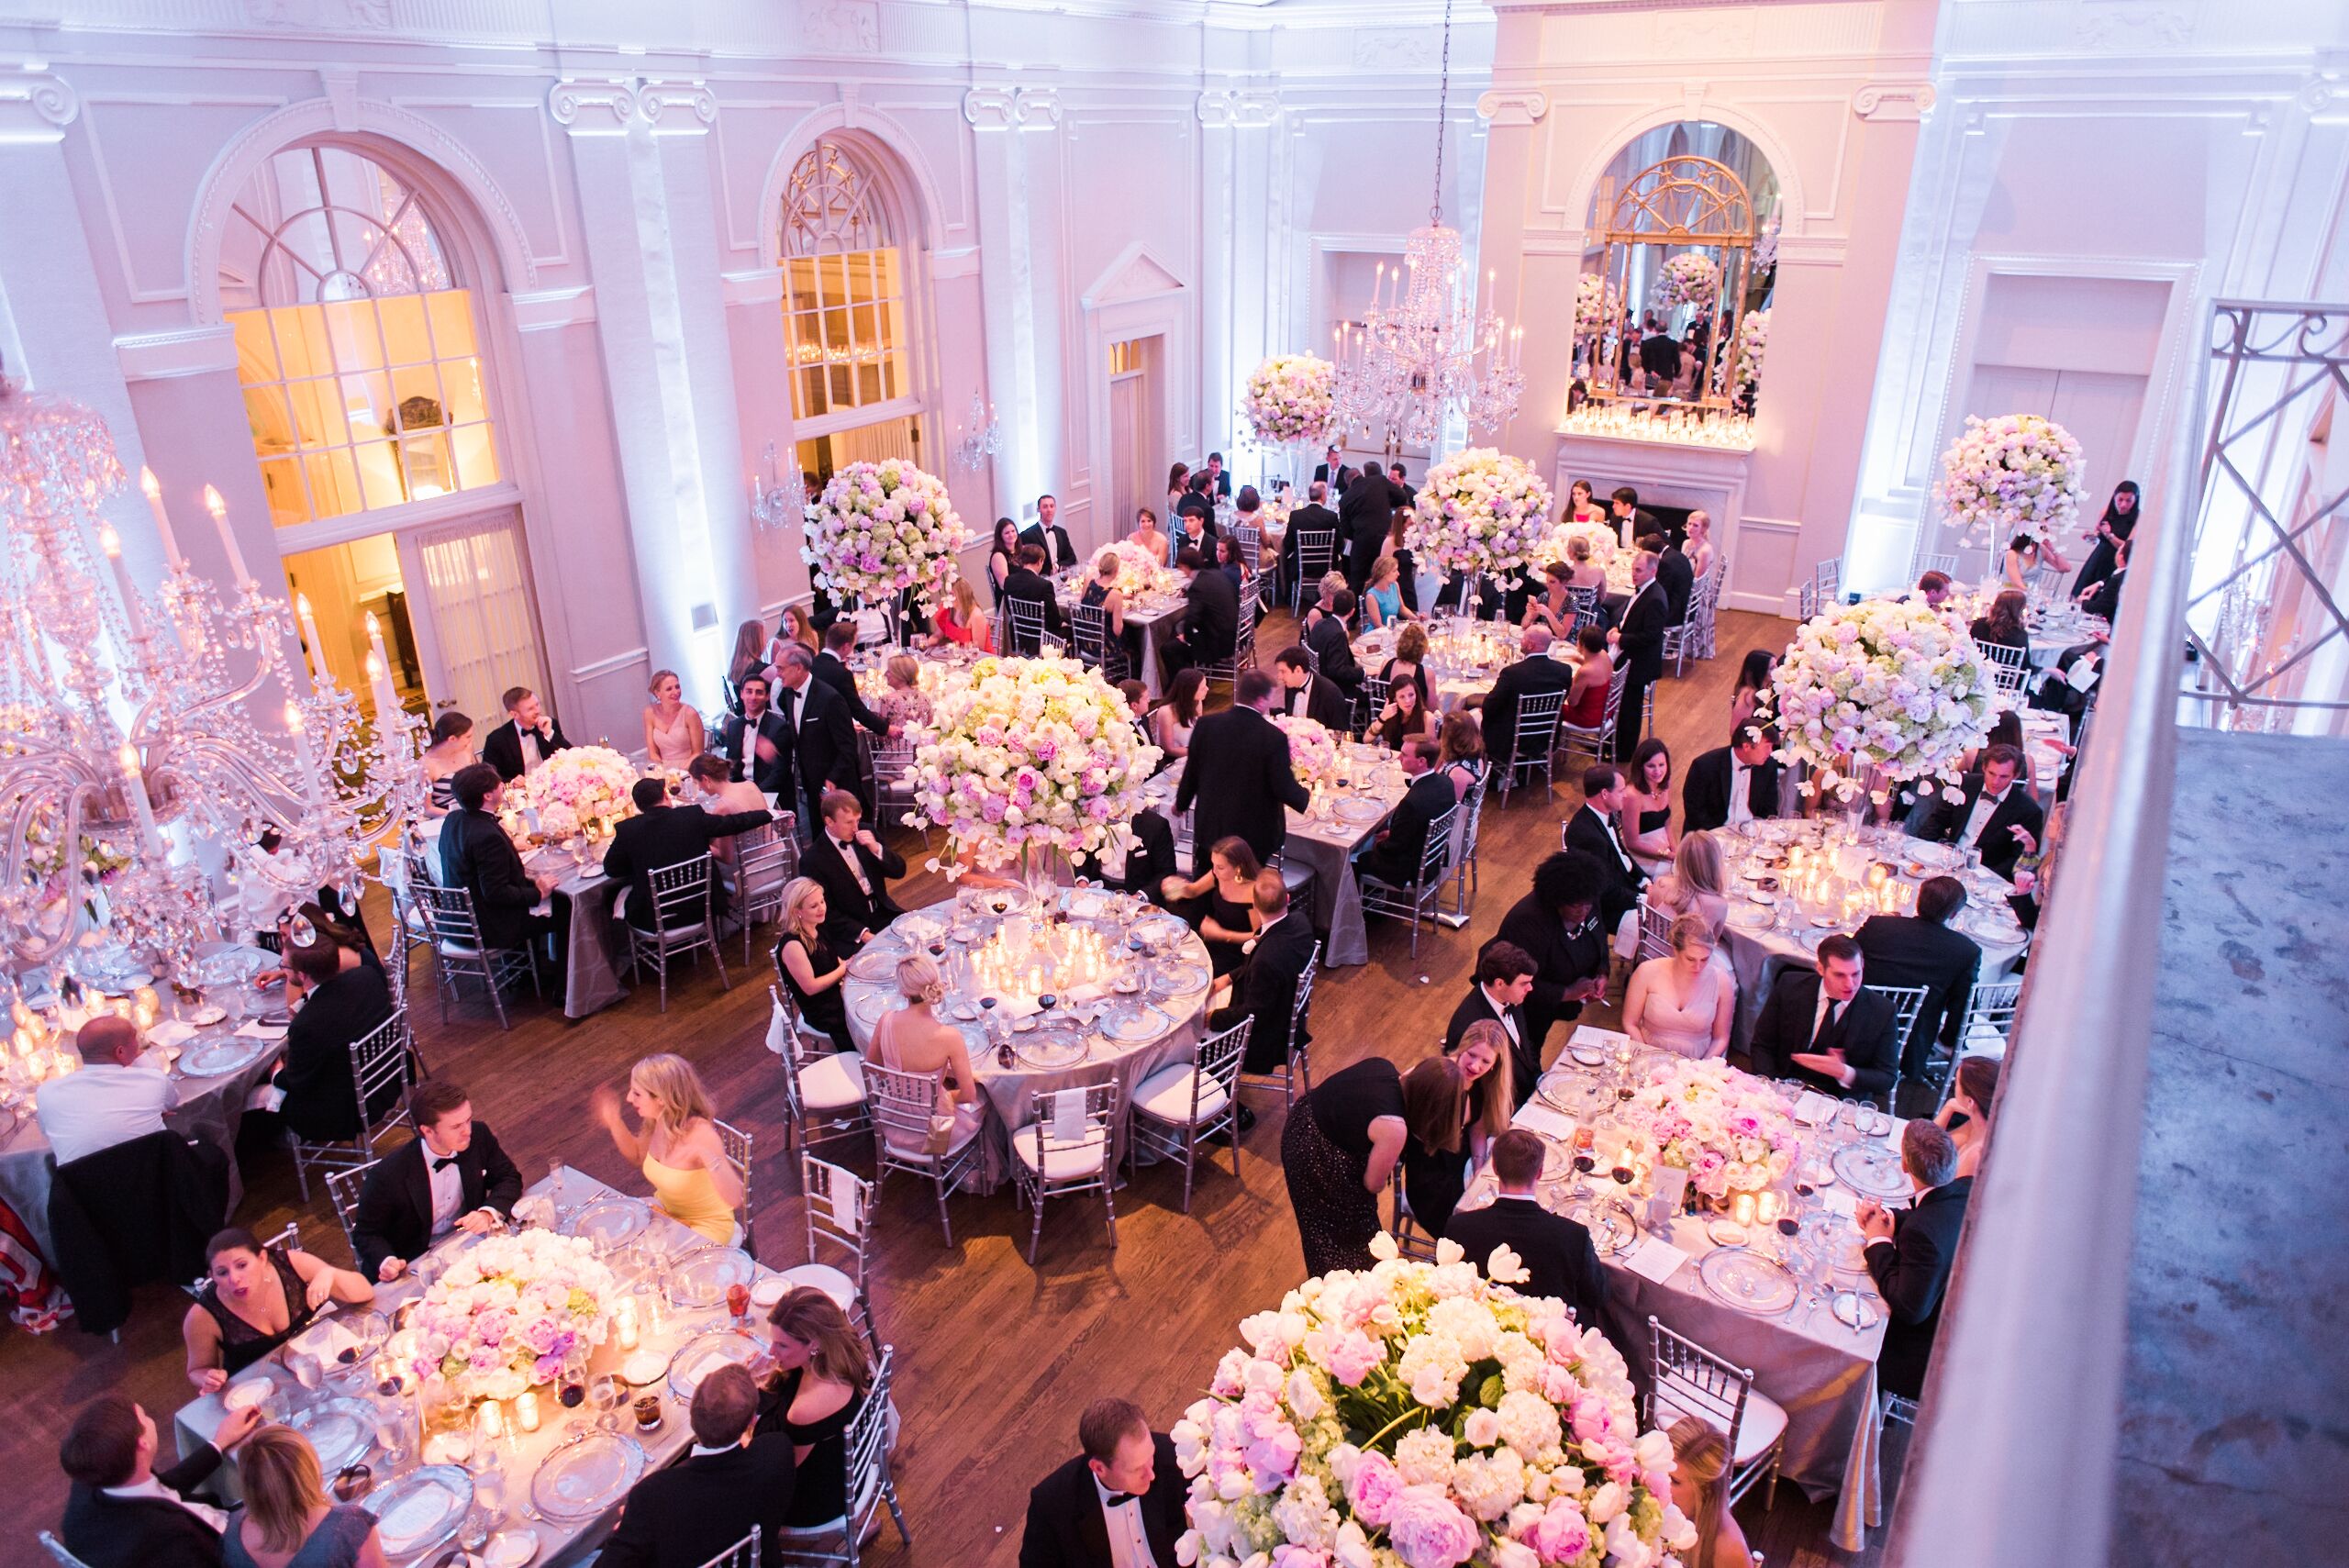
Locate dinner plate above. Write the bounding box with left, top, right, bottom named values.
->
left=529, top=1433, right=645, bottom=1523
left=223, top=1371, right=279, bottom=1414
left=1745, top=890, right=1777, bottom=907
left=619, top=1349, right=668, bottom=1386
left=1013, top=1033, right=1088, bottom=1070
left=1100, top=1005, right=1168, bottom=1044
left=1698, top=1248, right=1799, bottom=1315
left=173, top=1033, right=274, bottom=1080
left=1832, top=1290, right=1877, bottom=1331
left=1567, top=1197, right=1641, bottom=1255
left=1707, top=1219, right=1749, bottom=1248
left=288, top=1396, right=376, bottom=1473
left=1566, top=1043, right=1609, bottom=1068
left=949, top=1001, right=978, bottom=1021
left=190, top=945, right=276, bottom=986
left=666, top=1329, right=766, bottom=1401
left=846, top=949, right=899, bottom=983
left=564, top=1195, right=650, bottom=1254
left=1831, top=1141, right=1912, bottom=1199
left=1728, top=906, right=1774, bottom=933
left=1335, top=798, right=1387, bottom=825
left=1150, top=963, right=1209, bottom=1000
left=665, top=1245, right=757, bottom=1308
left=749, top=1276, right=789, bottom=1309
left=482, top=1529, right=540, bottom=1568
left=1537, top=1076, right=1607, bottom=1119
left=364, top=1465, right=474, bottom=1560
left=851, top=993, right=888, bottom=1026
left=897, top=911, right=946, bottom=944
left=1831, top=1238, right=1875, bottom=1277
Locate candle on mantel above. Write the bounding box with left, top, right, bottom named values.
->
left=138, top=466, right=184, bottom=569
left=200, top=484, right=251, bottom=587
left=117, top=743, right=165, bottom=856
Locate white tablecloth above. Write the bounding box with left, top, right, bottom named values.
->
left=389, top=818, right=630, bottom=1020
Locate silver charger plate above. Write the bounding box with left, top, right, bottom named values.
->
left=529, top=1432, right=646, bottom=1522
left=1149, top=963, right=1209, bottom=1000
left=1537, top=1075, right=1607, bottom=1117
left=564, top=1194, right=650, bottom=1254
left=1698, top=1247, right=1801, bottom=1315
left=666, top=1328, right=766, bottom=1401
left=1831, top=1141, right=1911, bottom=1199
left=364, top=1464, right=474, bottom=1560
left=851, top=993, right=888, bottom=1026
left=1099, top=1005, right=1168, bottom=1044
left=846, top=949, right=899, bottom=983
left=190, top=944, right=275, bottom=986
left=176, top=1034, right=273, bottom=1079
left=666, top=1245, right=757, bottom=1308
left=1565, top=1196, right=1641, bottom=1255
left=1335, top=797, right=1387, bottom=825
left=286, top=1396, right=375, bottom=1473
left=1013, top=1033, right=1088, bottom=1070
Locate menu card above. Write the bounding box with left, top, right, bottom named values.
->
left=1511, top=1102, right=1575, bottom=1143
left=1623, top=1236, right=1689, bottom=1284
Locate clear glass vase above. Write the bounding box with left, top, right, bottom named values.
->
left=1021, top=843, right=1070, bottom=910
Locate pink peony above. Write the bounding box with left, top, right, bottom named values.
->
left=1386, top=1487, right=1481, bottom=1568
left=1346, top=1451, right=1405, bottom=1526
left=1304, top=1325, right=1382, bottom=1385
left=1524, top=1497, right=1591, bottom=1562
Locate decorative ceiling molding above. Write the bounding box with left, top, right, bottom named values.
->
left=1475, top=88, right=1549, bottom=128
left=1854, top=82, right=1938, bottom=123
left=1197, top=88, right=1281, bottom=128
left=114, top=324, right=237, bottom=382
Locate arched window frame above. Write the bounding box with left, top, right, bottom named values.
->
left=776, top=136, right=928, bottom=440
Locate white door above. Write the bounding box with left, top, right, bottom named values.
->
left=397, top=508, right=549, bottom=727
left=1110, top=366, right=1148, bottom=536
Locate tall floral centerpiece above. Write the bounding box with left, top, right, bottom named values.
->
left=1654, top=252, right=1720, bottom=313
left=802, top=458, right=967, bottom=615
left=499, top=745, right=640, bottom=841
left=1623, top=1060, right=1801, bottom=1203
left=1272, top=714, right=1339, bottom=793
left=1765, top=598, right=1998, bottom=806
left=1174, top=1236, right=1692, bottom=1568
left=1404, top=450, right=1557, bottom=610
left=1729, top=308, right=1769, bottom=412
left=406, top=1230, right=616, bottom=1402
left=1932, top=414, right=2085, bottom=547
left=1244, top=354, right=1341, bottom=450
left=904, top=654, right=1162, bottom=884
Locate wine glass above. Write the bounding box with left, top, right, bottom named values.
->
left=588, top=1373, right=628, bottom=1434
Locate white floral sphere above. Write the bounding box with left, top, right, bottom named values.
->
left=407, top=1230, right=615, bottom=1403
left=1932, top=413, right=2086, bottom=545
left=1765, top=598, right=1998, bottom=800
left=802, top=458, right=967, bottom=609
left=1731, top=307, right=1769, bottom=406
left=1404, top=449, right=1558, bottom=584
left=1244, top=353, right=1341, bottom=448
left=1654, top=252, right=1720, bottom=312
left=1574, top=272, right=1614, bottom=335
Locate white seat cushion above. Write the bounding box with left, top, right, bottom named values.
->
left=1653, top=1387, right=1788, bottom=1465
left=437, top=939, right=484, bottom=958
left=1130, top=1062, right=1229, bottom=1125
left=881, top=1117, right=981, bottom=1162
left=799, top=1051, right=867, bottom=1112
left=640, top=922, right=708, bottom=946
left=778, top=1262, right=859, bottom=1310
left=1010, top=1123, right=1108, bottom=1180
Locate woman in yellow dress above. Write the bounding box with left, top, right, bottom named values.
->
left=591, top=1053, right=745, bottom=1245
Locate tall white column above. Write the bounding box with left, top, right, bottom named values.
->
left=963, top=86, right=1066, bottom=525
left=1198, top=88, right=1283, bottom=482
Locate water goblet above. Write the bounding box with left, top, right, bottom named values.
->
left=588, top=1373, right=628, bottom=1434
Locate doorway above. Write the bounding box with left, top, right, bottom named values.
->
left=1108, top=336, right=1160, bottom=535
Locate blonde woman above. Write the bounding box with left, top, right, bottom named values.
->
left=758, top=1287, right=874, bottom=1528
left=1364, top=554, right=1411, bottom=629
left=1686, top=509, right=1717, bottom=582
left=642, top=669, right=705, bottom=770
left=871, top=953, right=983, bottom=1151
left=1446, top=1018, right=1515, bottom=1155
left=925, top=575, right=995, bottom=653
left=1623, top=915, right=1732, bottom=1061
left=776, top=876, right=853, bottom=1051
left=1646, top=829, right=1730, bottom=940
left=591, top=1053, right=745, bottom=1246
left=874, top=653, right=931, bottom=734
left=1667, top=1416, right=1755, bottom=1568
left=224, top=1423, right=387, bottom=1568
left=1564, top=533, right=1609, bottom=592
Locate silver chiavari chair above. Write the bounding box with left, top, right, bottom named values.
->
left=782, top=1152, right=877, bottom=1349
left=735, top=820, right=801, bottom=965
left=690, top=1528, right=761, bottom=1568
left=1865, top=983, right=1931, bottom=1103
left=1237, top=941, right=1321, bottom=1107
left=767, top=981, right=869, bottom=1152
left=771, top=1346, right=911, bottom=1565
left=1496, top=687, right=1567, bottom=805
left=324, top=1160, right=379, bottom=1271
left=1127, top=1018, right=1249, bottom=1213
left=284, top=1008, right=417, bottom=1202
left=714, top=1116, right=756, bottom=1257
left=864, top=1059, right=983, bottom=1246
left=1009, top=1073, right=1123, bottom=1263
left=409, top=879, right=540, bottom=1029
left=1556, top=664, right=1629, bottom=773
left=623, top=854, right=729, bottom=1011
left=1291, top=528, right=1337, bottom=610
left=1647, top=1316, right=1787, bottom=1507
left=1357, top=802, right=1457, bottom=959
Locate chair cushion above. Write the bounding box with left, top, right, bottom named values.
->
left=436, top=939, right=484, bottom=958
left=1010, top=1123, right=1108, bottom=1180
left=881, top=1116, right=982, bottom=1162
left=1653, top=1387, right=1787, bottom=1465
left=640, top=922, right=709, bottom=946
left=778, top=1262, right=859, bottom=1311
left=1130, top=1062, right=1229, bottom=1126
left=799, top=1051, right=867, bottom=1112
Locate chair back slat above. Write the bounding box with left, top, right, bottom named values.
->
left=801, top=1152, right=873, bottom=1275
left=350, top=1008, right=416, bottom=1144
left=1649, top=1316, right=1755, bottom=1442
left=325, top=1161, right=377, bottom=1269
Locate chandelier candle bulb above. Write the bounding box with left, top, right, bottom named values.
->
left=294, top=595, right=327, bottom=695
left=284, top=704, right=326, bottom=810
left=199, top=484, right=250, bottom=587
left=137, top=466, right=183, bottom=568
left=96, top=523, right=150, bottom=641
left=117, top=744, right=165, bottom=856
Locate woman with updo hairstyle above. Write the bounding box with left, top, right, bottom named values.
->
left=875, top=653, right=931, bottom=734
left=870, top=952, right=983, bottom=1151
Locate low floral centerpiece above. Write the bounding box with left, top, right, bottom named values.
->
left=499, top=745, right=640, bottom=841
left=1174, top=1235, right=1691, bottom=1568
left=1729, top=308, right=1769, bottom=411
left=802, top=458, right=967, bottom=612
left=1654, top=252, right=1720, bottom=313
left=1765, top=597, right=1998, bottom=806
left=1273, top=713, right=1340, bottom=793
left=1094, top=540, right=1183, bottom=603
left=1932, top=413, right=2085, bottom=546
left=1404, top=449, right=1558, bottom=591
left=1244, top=353, right=1341, bottom=449
left=1622, top=1060, right=1801, bottom=1203
left=904, top=654, right=1161, bottom=878
left=406, top=1230, right=617, bottom=1402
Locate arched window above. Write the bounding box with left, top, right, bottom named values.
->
left=222, top=144, right=501, bottom=527
left=779, top=139, right=914, bottom=424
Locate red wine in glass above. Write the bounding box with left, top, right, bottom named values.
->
left=1571, top=1153, right=1596, bottom=1175
left=559, top=1378, right=585, bottom=1409
left=1609, top=1164, right=1635, bottom=1187
left=1776, top=1217, right=1801, bottom=1237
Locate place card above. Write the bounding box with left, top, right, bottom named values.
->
left=1511, top=1102, right=1575, bottom=1142
left=1818, top=1185, right=1858, bottom=1217
left=1623, top=1236, right=1688, bottom=1285
left=1791, top=1090, right=1836, bottom=1127
left=1566, top=1025, right=1631, bottom=1054
left=233, top=1019, right=288, bottom=1041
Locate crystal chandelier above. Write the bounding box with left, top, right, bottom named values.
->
left=0, top=368, right=426, bottom=983
left=750, top=440, right=800, bottom=534
left=950, top=391, right=1004, bottom=474
left=1330, top=0, right=1522, bottom=449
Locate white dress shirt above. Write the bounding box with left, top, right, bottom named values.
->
left=1727, top=761, right=1756, bottom=826
left=105, top=1473, right=229, bottom=1533
left=1479, top=985, right=1521, bottom=1045
left=1092, top=1473, right=1160, bottom=1568
left=517, top=719, right=548, bottom=774
left=35, top=1062, right=179, bottom=1165
left=425, top=1143, right=464, bottom=1237
left=1960, top=785, right=2009, bottom=849
left=829, top=834, right=871, bottom=896
left=1584, top=806, right=1633, bottom=875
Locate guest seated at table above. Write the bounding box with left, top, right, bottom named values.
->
left=775, top=877, right=855, bottom=1053
left=1969, top=587, right=2030, bottom=655
left=351, top=1078, right=520, bottom=1282
left=1683, top=721, right=1783, bottom=837
left=1565, top=764, right=1646, bottom=937
left=925, top=576, right=996, bottom=652
left=1922, top=742, right=2043, bottom=882
left=1266, top=646, right=1344, bottom=734
left=723, top=619, right=767, bottom=717
left=58, top=1394, right=264, bottom=1568
left=1619, top=738, right=1677, bottom=877
left=1728, top=650, right=1776, bottom=734
left=1303, top=588, right=1365, bottom=701
left=1965, top=707, right=2057, bottom=798
left=815, top=622, right=889, bottom=737
left=871, top=953, right=985, bottom=1155
left=1215, top=533, right=1248, bottom=593
left=1281, top=1055, right=1413, bottom=1276
left=1087, top=805, right=1177, bottom=903
left=1364, top=553, right=1413, bottom=629
left=1129, top=506, right=1169, bottom=562
left=1623, top=915, right=1732, bottom=1061
left=1173, top=503, right=1216, bottom=566
left=1376, top=620, right=1434, bottom=711
left=603, top=776, right=774, bottom=931
left=439, top=763, right=562, bottom=959
left=1418, top=709, right=1485, bottom=797
left=1913, top=571, right=1955, bottom=611
left=1024, top=492, right=1082, bottom=571
left=1550, top=624, right=1613, bottom=736
left=34, top=1015, right=178, bottom=1166
left=219, top=1422, right=384, bottom=1568
left=685, top=753, right=783, bottom=881
left=1174, top=670, right=1310, bottom=874
left=1019, top=1396, right=1187, bottom=1568
left=1447, top=1129, right=1609, bottom=1336
left=1397, top=1055, right=1473, bottom=1240
left=1862, top=1120, right=1973, bottom=1401
left=1080, top=548, right=1135, bottom=669
left=182, top=1228, right=372, bottom=1392
left=2077, top=531, right=2130, bottom=619
left=1643, top=829, right=1731, bottom=942
left=1159, top=547, right=1237, bottom=682
left=1353, top=751, right=1456, bottom=891
left=872, top=654, right=931, bottom=736
left=1666, top=1416, right=1757, bottom=1568
left=1206, top=869, right=1316, bottom=1095
left=1477, top=624, right=1575, bottom=771
left=757, top=1287, right=874, bottom=1529
left=1855, top=874, right=1983, bottom=1081
left=1936, top=1055, right=2000, bottom=1179
left=1300, top=570, right=1347, bottom=633
left=593, top=1052, right=745, bottom=1247
left=719, top=676, right=796, bottom=799
left=1002, top=542, right=1069, bottom=650
left=1160, top=835, right=1262, bottom=979
left=2002, top=530, right=2071, bottom=591
left=420, top=710, right=476, bottom=815
left=1151, top=667, right=1205, bottom=764
left=1685, top=509, right=1718, bottom=583
left=1445, top=1018, right=1514, bottom=1141
left=600, top=1363, right=796, bottom=1568
left=1448, top=941, right=1540, bottom=1096
left=1117, top=679, right=1152, bottom=755
left=272, top=929, right=395, bottom=1144
left=986, top=517, right=1021, bottom=605
left=1486, top=851, right=1610, bottom=1067
left=480, top=685, right=571, bottom=783
left=807, top=789, right=906, bottom=952
left=1371, top=674, right=1437, bottom=753
left=1746, top=935, right=1899, bottom=1100
left=643, top=669, right=707, bottom=772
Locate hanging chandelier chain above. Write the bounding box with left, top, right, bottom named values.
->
left=1431, top=0, right=1453, bottom=226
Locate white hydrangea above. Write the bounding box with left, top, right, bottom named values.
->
left=1497, top=1389, right=1564, bottom=1461
left=1396, top=1329, right=1471, bottom=1408
left=1273, top=1474, right=1339, bottom=1549
left=1426, top=1297, right=1502, bottom=1362
left=1394, top=1425, right=1458, bottom=1489
left=1451, top=1447, right=1529, bottom=1521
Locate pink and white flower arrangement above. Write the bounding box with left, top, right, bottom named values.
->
left=406, top=1229, right=616, bottom=1402
left=1653, top=252, right=1720, bottom=313
left=1622, top=1059, right=1802, bottom=1200
left=1244, top=354, right=1341, bottom=448
left=904, top=654, right=1161, bottom=874
left=1574, top=272, right=1614, bottom=336
left=1271, top=714, right=1339, bottom=793
left=1404, top=450, right=1558, bottom=585
left=1933, top=414, right=2085, bottom=545
left=1094, top=540, right=1183, bottom=604
left=1174, top=1235, right=1691, bottom=1568
left=1765, top=598, right=1997, bottom=804
left=803, top=458, right=968, bottom=610
left=1730, top=308, right=1769, bottom=407
left=499, top=745, right=640, bottom=841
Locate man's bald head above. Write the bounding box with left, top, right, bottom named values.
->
left=76, top=1015, right=141, bottom=1067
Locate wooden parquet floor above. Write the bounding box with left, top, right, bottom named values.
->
left=0, top=608, right=1894, bottom=1566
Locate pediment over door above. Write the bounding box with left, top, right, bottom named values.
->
left=1080, top=242, right=1186, bottom=310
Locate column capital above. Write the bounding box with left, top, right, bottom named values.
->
left=0, top=72, right=79, bottom=144
left=1475, top=88, right=1548, bottom=128
left=1852, top=82, right=1937, bottom=122
left=1197, top=88, right=1280, bottom=128
left=963, top=85, right=1059, bottom=130
left=640, top=79, right=718, bottom=130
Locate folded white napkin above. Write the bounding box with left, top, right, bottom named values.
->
left=1819, top=1185, right=1858, bottom=1217
left=1623, top=1236, right=1689, bottom=1285
left=148, top=1020, right=200, bottom=1049
left=1063, top=983, right=1106, bottom=1006
left=1001, top=994, right=1041, bottom=1020
left=1792, top=1090, right=1837, bottom=1127
left=1567, top=1024, right=1631, bottom=1054
left=233, top=1019, right=288, bottom=1041
left=1511, top=1103, right=1575, bottom=1143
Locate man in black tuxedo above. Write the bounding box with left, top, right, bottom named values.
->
left=351, top=1077, right=524, bottom=1281
left=1611, top=547, right=1667, bottom=761
left=58, top=1395, right=264, bottom=1568
left=1609, top=486, right=1661, bottom=550
left=1477, top=624, right=1575, bottom=775
left=1001, top=541, right=1070, bottom=650
left=1354, top=760, right=1455, bottom=889
left=1656, top=536, right=1696, bottom=627
left=1747, top=935, right=1901, bottom=1100
left=1388, top=460, right=1418, bottom=513
left=807, top=789, right=906, bottom=951
left=1448, top=1130, right=1610, bottom=1333
left=1174, top=473, right=1217, bottom=526
left=1447, top=940, right=1540, bottom=1102
left=1310, top=444, right=1355, bottom=492
left=1682, top=724, right=1785, bottom=833
left=1486, top=851, right=1609, bottom=1063
left=1208, top=869, right=1316, bottom=1077
left=273, top=933, right=395, bottom=1144
left=1019, top=493, right=1080, bottom=571
left=719, top=676, right=795, bottom=798
left=601, top=777, right=773, bottom=931
left=1861, top=1121, right=1974, bottom=1400
left=1340, top=462, right=1405, bottom=592
left=1925, top=744, right=2044, bottom=882
left=1019, top=1397, right=1187, bottom=1568
left=439, top=764, right=560, bottom=955
left=773, top=644, right=864, bottom=820
left=815, top=621, right=889, bottom=736
left=480, top=686, right=572, bottom=782
left=1564, top=763, right=1645, bottom=934
left=599, top=1365, right=795, bottom=1568
left=1174, top=670, right=1309, bottom=873
left=1303, top=587, right=1364, bottom=701
left=1199, top=451, right=1233, bottom=500
left=1159, top=547, right=1238, bottom=684
left=1855, top=875, right=1984, bottom=1081
left=1271, top=646, right=1351, bottom=732
left=1638, top=328, right=1681, bottom=393
left=1281, top=480, right=1339, bottom=603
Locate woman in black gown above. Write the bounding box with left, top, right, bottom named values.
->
left=2071, top=480, right=2139, bottom=604
left=1402, top=1023, right=1515, bottom=1240
left=1161, top=836, right=1262, bottom=978
left=1284, top=1056, right=1453, bottom=1275
left=776, top=877, right=856, bottom=1052
left=182, top=1228, right=373, bottom=1390
left=757, top=1287, right=873, bottom=1528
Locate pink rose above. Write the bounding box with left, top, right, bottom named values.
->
left=1570, top=1394, right=1612, bottom=1442
left=1525, top=1498, right=1591, bottom=1562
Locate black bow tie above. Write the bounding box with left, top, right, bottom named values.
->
left=432, top=1155, right=459, bottom=1173
left=1102, top=1491, right=1138, bottom=1508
